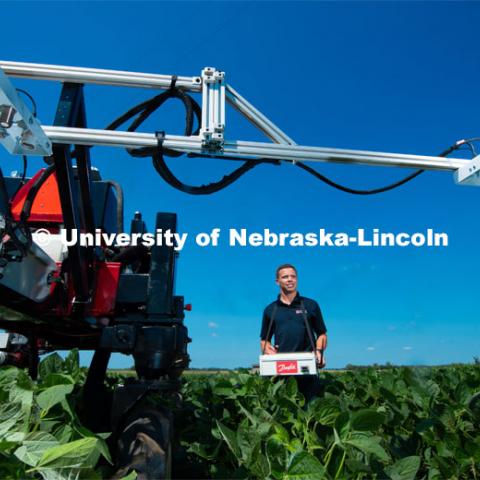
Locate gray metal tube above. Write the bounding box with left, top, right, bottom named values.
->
left=42, top=126, right=467, bottom=171
left=0, top=61, right=202, bottom=92
left=226, top=85, right=295, bottom=145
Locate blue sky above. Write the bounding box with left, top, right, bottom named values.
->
left=1, top=2, right=480, bottom=369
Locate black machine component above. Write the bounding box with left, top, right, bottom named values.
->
left=51, top=83, right=93, bottom=306
left=0, top=105, right=16, bottom=129
left=0, top=82, right=191, bottom=479
left=111, top=380, right=176, bottom=479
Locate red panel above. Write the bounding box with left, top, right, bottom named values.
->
left=11, top=170, right=63, bottom=223
left=90, top=262, right=121, bottom=316
left=276, top=360, right=298, bottom=374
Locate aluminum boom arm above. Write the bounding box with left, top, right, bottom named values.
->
left=43, top=126, right=467, bottom=172
left=0, top=60, right=478, bottom=185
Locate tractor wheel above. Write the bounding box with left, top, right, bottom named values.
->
left=111, top=404, right=172, bottom=480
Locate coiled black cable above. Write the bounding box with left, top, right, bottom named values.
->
left=106, top=80, right=267, bottom=194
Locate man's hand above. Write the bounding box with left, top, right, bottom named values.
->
left=260, top=340, right=277, bottom=355
left=315, top=333, right=327, bottom=368
left=316, top=349, right=326, bottom=368
left=265, top=344, right=278, bottom=355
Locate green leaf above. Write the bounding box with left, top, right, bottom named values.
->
left=59, top=397, right=76, bottom=421
left=254, top=452, right=271, bottom=478
left=350, top=409, right=385, bottom=432
left=0, top=367, right=24, bottom=390
left=236, top=424, right=259, bottom=463
left=257, top=421, right=273, bottom=437
left=36, top=384, right=74, bottom=413
left=4, top=431, right=26, bottom=443
left=95, top=437, right=113, bottom=465
left=14, top=432, right=59, bottom=467
left=345, top=434, right=390, bottom=462
left=385, top=456, right=421, bottom=480
left=335, top=411, right=350, bottom=440
left=188, top=441, right=217, bottom=461
left=215, top=420, right=241, bottom=460
left=9, top=385, right=33, bottom=411
left=41, top=373, right=75, bottom=388
left=64, top=350, right=80, bottom=378
left=8, top=370, right=34, bottom=427
left=39, top=353, right=64, bottom=379
left=38, top=420, right=61, bottom=434
left=119, top=471, right=137, bottom=480
left=285, top=377, right=298, bottom=398
left=212, top=381, right=235, bottom=397
left=35, top=437, right=99, bottom=470
left=0, top=402, right=23, bottom=438
left=285, top=451, right=326, bottom=479
left=53, top=424, right=73, bottom=444
left=266, top=435, right=288, bottom=471
left=237, top=401, right=257, bottom=425
left=312, top=398, right=341, bottom=426
left=0, top=440, right=17, bottom=453
left=274, top=424, right=290, bottom=444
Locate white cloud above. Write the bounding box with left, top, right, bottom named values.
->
left=366, top=346, right=375, bottom=351
left=211, top=332, right=218, bottom=338
left=403, top=346, right=413, bottom=351
left=387, top=325, right=397, bottom=331
left=208, top=322, right=219, bottom=329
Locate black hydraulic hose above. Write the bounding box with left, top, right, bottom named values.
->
left=106, top=85, right=266, bottom=195
left=151, top=151, right=263, bottom=195
left=295, top=162, right=425, bottom=195
left=294, top=142, right=467, bottom=195
left=106, top=86, right=202, bottom=157
left=20, top=165, right=55, bottom=223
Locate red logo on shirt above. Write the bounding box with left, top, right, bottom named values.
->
left=276, top=361, right=298, bottom=374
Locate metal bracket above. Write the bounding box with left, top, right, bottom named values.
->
left=0, top=68, right=51, bottom=156
left=454, top=154, right=480, bottom=186
left=200, top=67, right=225, bottom=150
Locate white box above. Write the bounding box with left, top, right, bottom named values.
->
left=259, top=352, right=317, bottom=376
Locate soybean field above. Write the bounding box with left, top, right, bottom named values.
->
left=0, top=352, right=478, bottom=479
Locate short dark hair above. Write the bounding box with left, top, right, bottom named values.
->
left=276, top=264, right=297, bottom=278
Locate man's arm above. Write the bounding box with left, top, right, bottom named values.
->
left=311, top=301, right=327, bottom=367
left=316, top=333, right=327, bottom=350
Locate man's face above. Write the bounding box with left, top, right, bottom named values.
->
left=276, top=267, right=298, bottom=294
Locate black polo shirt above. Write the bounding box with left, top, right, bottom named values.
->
left=260, top=293, right=327, bottom=352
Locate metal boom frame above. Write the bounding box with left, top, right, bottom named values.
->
left=1, top=60, right=479, bottom=186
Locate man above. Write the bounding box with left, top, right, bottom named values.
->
left=260, top=264, right=327, bottom=401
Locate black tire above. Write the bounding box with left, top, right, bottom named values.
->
left=112, top=404, right=172, bottom=480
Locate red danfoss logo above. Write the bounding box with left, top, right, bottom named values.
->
left=276, top=361, right=298, bottom=374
